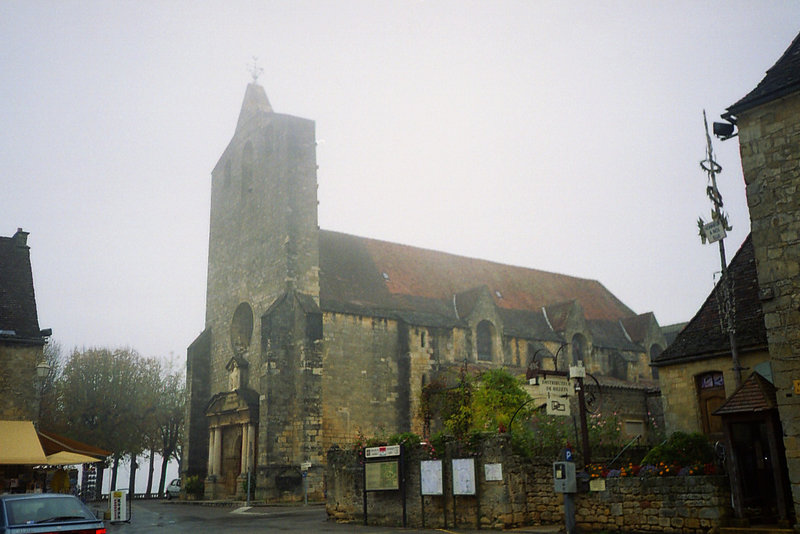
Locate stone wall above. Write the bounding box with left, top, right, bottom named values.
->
left=737, top=90, right=800, bottom=520
left=325, top=435, right=730, bottom=532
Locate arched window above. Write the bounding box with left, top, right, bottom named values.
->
left=230, top=302, right=254, bottom=355
left=477, top=320, right=494, bottom=362
left=241, top=141, right=254, bottom=202
left=571, top=334, right=586, bottom=366
left=649, top=344, right=663, bottom=379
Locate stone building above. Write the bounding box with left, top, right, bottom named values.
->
left=0, top=228, right=51, bottom=423
left=653, top=235, right=770, bottom=439
left=652, top=235, right=792, bottom=522
left=721, top=31, right=800, bottom=525
left=184, top=82, right=669, bottom=501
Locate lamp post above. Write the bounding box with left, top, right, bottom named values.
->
left=700, top=110, right=742, bottom=387
left=34, top=360, right=50, bottom=428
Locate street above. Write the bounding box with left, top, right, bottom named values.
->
left=100, top=500, right=547, bottom=534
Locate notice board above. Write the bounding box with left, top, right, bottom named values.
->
left=452, top=458, right=476, bottom=495
left=365, top=460, right=399, bottom=491
left=420, top=460, right=443, bottom=495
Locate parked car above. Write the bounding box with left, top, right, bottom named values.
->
left=0, top=493, right=105, bottom=533
left=166, top=478, right=181, bottom=499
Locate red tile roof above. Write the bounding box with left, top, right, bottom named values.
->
left=319, top=230, right=637, bottom=322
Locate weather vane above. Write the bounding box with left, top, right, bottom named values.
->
left=248, top=56, right=263, bottom=83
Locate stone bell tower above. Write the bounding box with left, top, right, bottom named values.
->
left=186, top=80, right=323, bottom=501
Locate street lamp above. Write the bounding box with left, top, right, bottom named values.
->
left=34, top=360, right=50, bottom=428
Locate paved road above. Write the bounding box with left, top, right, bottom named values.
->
left=100, top=500, right=554, bottom=533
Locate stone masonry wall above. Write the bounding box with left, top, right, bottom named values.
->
left=737, top=91, right=800, bottom=520
left=0, top=343, right=42, bottom=421
left=657, top=351, right=770, bottom=436
left=325, top=435, right=730, bottom=532
left=321, top=313, right=406, bottom=449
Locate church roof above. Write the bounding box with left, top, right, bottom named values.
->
left=319, top=230, right=638, bottom=334
left=620, top=312, right=656, bottom=344
left=653, top=234, right=767, bottom=366
left=588, top=319, right=645, bottom=352
left=726, top=31, right=800, bottom=117
left=0, top=229, right=44, bottom=343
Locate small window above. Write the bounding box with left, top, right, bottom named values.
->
left=420, top=331, right=426, bottom=348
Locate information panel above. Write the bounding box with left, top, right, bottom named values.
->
left=452, top=458, right=476, bottom=495
left=420, top=460, right=443, bottom=495
left=365, top=460, right=399, bottom=491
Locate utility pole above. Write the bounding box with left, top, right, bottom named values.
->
left=699, top=110, right=742, bottom=387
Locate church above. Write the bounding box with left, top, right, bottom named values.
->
left=183, top=81, right=668, bottom=501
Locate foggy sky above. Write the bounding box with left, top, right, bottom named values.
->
left=2, top=1, right=798, bottom=361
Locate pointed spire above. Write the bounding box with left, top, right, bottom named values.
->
left=235, top=83, right=273, bottom=133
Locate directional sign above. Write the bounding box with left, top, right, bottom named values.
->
left=542, top=376, right=572, bottom=399
left=703, top=220, right=727, bottom=244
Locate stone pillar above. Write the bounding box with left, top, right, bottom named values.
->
left=207, top=429, right=215, bottom=475
left=212, top=427, right=222, bottom=476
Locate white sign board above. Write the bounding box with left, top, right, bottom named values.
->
left=484, top=463, right=503, bottom=481
left=365, top=444, right=401, bottom=458
left=420, top=460, right=443, bottom=495
left=547, top=397, right=570, bottom=416
left=452, top=458, right=476, bottom=495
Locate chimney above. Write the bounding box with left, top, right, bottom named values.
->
left=13, top=228, right=29, bottom=248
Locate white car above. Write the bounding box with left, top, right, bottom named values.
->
left=166, top=478, right=181, bottom=499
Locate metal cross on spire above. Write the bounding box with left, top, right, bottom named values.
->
left=248, top=56, right=264, bottom=83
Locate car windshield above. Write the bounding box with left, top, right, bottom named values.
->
left=5, top=495, right=94, bottom=526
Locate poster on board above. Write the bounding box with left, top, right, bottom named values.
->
left=452, top=458, right=476, bottom=495
left=420, top=460, right=443, bottom=495
left=365, top=461, right=399, bottom=491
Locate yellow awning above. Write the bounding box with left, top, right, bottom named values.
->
left=0, top=420, right=48, bottom=464
left=45, top=451, right=100, bottom=465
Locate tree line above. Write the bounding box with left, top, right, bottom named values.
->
left=39, top=342, right=184, bottom=497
